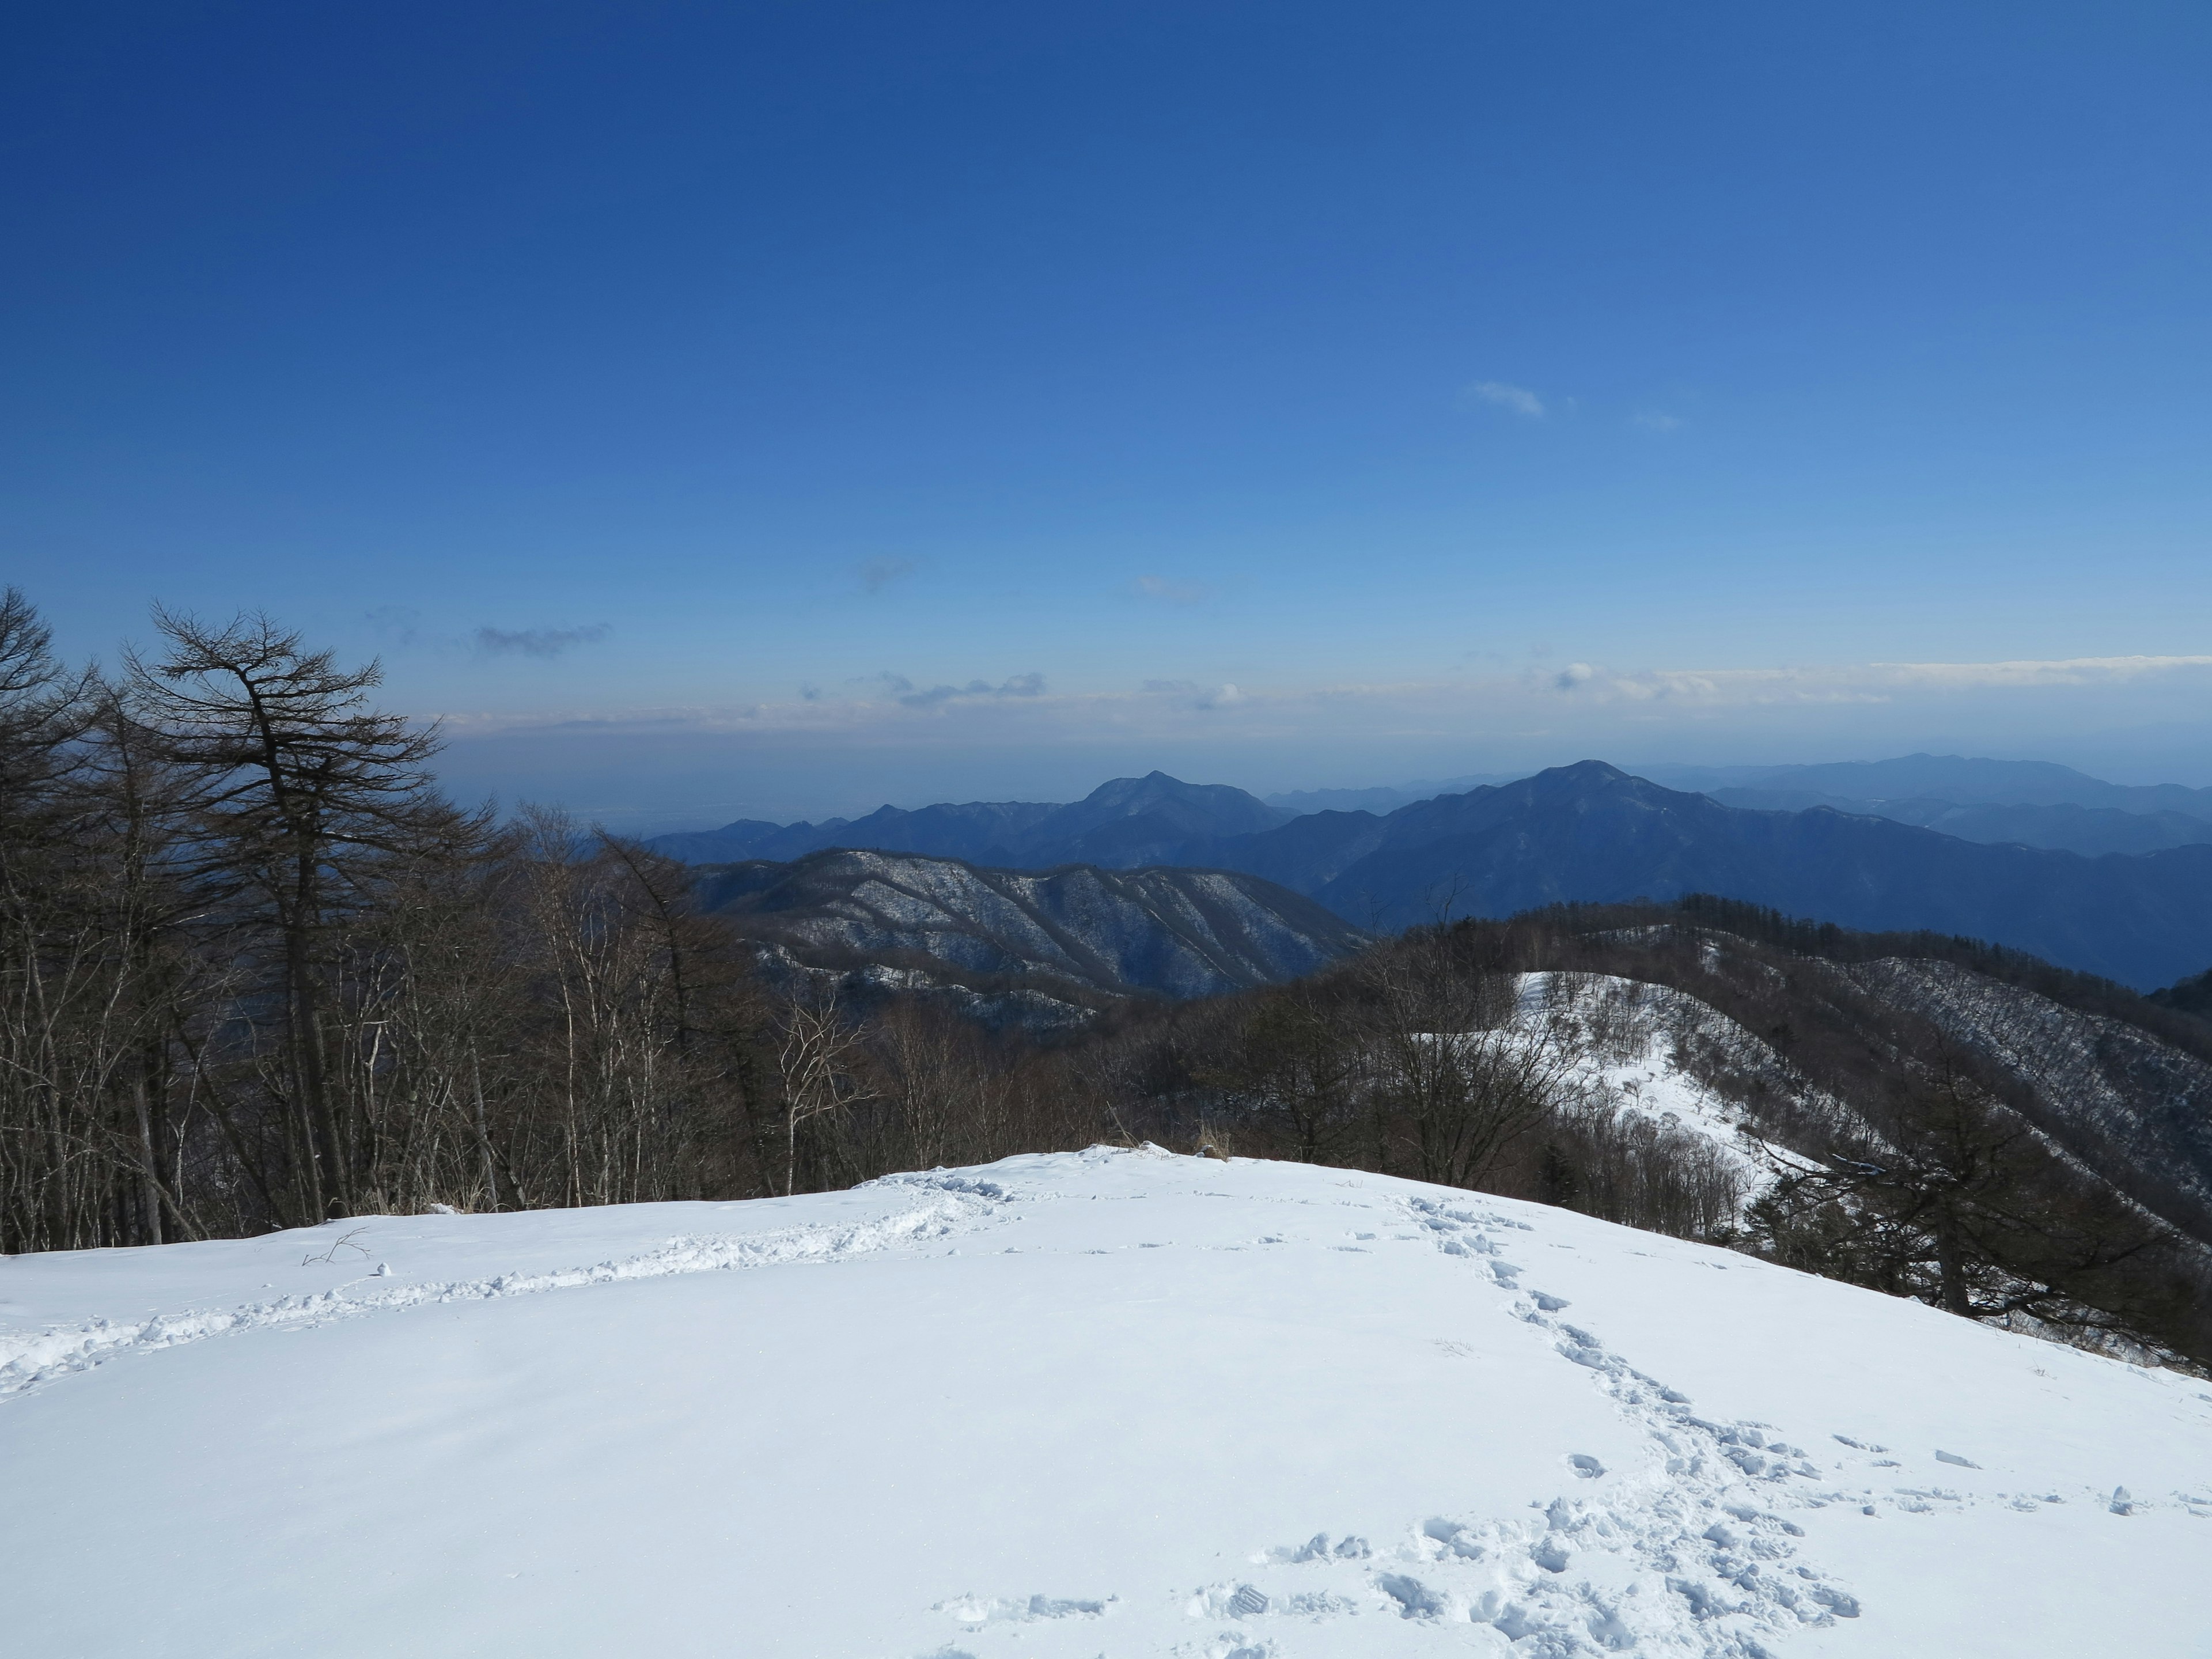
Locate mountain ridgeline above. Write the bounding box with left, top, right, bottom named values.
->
left=1649, top=752, right=2212, bottom=816
left=1663, top=753, right=2212, bottom=855
left=650, top=771, right=1292, bottom=869
left=654, top=761, right=2212, bottom=990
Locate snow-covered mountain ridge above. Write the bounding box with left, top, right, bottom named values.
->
left=695, top=846, right=1369, bottom=1019
left=5, top=1149, right=2207, bottom=1657
left=1512, top=971, right=1811, bottom=1203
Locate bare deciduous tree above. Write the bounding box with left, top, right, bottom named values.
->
left=1360, top=929, right=1573, bottom=1190
left=776, top=983, right=874, bottom=1196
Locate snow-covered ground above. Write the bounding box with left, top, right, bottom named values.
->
left=5, top=1148, right=2209, bottom=1658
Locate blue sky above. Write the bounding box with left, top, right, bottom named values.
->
left=7, top=2, right=2211, bottom=826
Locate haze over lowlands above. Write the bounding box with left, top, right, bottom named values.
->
left=6, top=7, right=2212, bottom=1657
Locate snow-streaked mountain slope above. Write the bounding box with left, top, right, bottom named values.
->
left=1844, top=956, right=2212, bottom=1238
left=694, top=847, right=1369, bottom=1010
left=1516, top=971, right=1812, bottom=1196
left=4, top=1151, right=2209, bottom=1658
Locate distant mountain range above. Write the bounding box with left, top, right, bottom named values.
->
left=652, top=756, right=2212, bottom=990
left=1260, top=772, right=1520, bottom=816
left=1642, top=752, right=2212, bottom=816
left=1185, top=762, right=2212, bottom=988
left=650, top=771, right=1290, bottom=869
left=1702, top=789, right=2212, bottom=857
left=1638, top=753, right=2212, bottom=857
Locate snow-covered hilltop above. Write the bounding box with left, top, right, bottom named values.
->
left=5, top=1149, right=2209, bottom=1657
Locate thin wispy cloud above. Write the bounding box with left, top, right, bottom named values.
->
left=474, top=623, right=612, bottom=658
left=1142, top=678, right=1244, bottom=711
left=881, top=671, right=1047, bottom=710
left=858, top=557, right=917, bottom=594
left=1633, top=411, right=1683, bottom=433
left=1538, top=654, right=2212, bottom=706
left=1872, top=654, right=2212, bottom=688
left=1468, top=380, right=1546, bottom=419
left=435, top=654, right=2212, bottom=754
left=364, top=604, right=423, bottom=645
left=1133, top=575, right=1211, bottom=605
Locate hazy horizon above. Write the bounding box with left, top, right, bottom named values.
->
left=424, top=740, right=2212, bottom=838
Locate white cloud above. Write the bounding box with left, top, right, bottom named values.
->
left=1141, top=679, right=1243, bottom=711
left=431, top=653, right=2212, bottom=757
left=1468, top=380, right=1546, bottom=419
left=1869, top=654, right=2212, bottom=687
left=1633, top=411, right=1683, bottom=433
left=1536, top=654, right=2212, bottom=707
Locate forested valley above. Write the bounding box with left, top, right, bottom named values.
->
left=4, top=590, right=2207, bottom=1370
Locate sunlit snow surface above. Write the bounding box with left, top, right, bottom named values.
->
left=5, top=1149, right=2210, bottom=1657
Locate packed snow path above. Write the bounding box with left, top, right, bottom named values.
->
left=3, top=1150, right=2209, bottom=1657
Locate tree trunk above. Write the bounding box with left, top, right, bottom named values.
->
left=287, top=903, right=349, bottom=1218
left=1933, top=1207, right=1969, bottom=1315
left=132, top=1073, right=164, bottom=1245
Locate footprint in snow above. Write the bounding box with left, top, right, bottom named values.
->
left=933, top=1593, right=1109, bottom=1626
left=1260, top=1532, right=1370, bottom=1565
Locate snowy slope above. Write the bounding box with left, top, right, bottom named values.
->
left=1514, top=972, right=1810, bottom=1199
left=4, top=1150, right=2209, bottom=1658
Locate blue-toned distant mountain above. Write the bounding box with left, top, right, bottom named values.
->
left=1624, top=752, right=2212, bottom=856
left=1186, top=762, right=2212, bottom=988
left=649, top=771, right=1290, bottom=869
left=1642, top=753, right=2212, bottom=817
left=1260, top=772, right=1522, bottom=816
left=1702, top=789, right=2212, bottom=857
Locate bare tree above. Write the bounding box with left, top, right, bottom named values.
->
left=1360, top=928, right=1572, bottom=1190
left=128, top=609, right=471, bottom=1219
left=1210, top=987, right=1361, bottom=1164
left=1744, top=1048, right=2183, bottom=1338
left=776, top=983, right=874, bottom=1196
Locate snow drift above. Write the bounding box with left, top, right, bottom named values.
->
left=3, top=1148, right=2208, bottom=1657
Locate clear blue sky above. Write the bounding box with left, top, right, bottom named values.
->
left=7, top=2, right=2210, bottom=826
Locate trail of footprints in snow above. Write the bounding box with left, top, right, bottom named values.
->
left=1177, top=1196, right=2210, bottom=1657
left=0, top=1179, right=1010, bottom=1401
left=1183, top=1195, right=1865, bottom=1659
